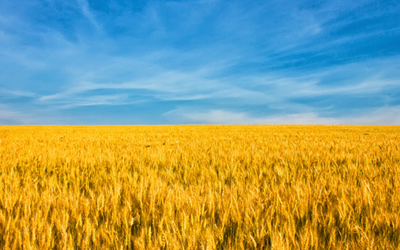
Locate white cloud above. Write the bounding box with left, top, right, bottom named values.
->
left=76, top=0, right=102, bottom=31
left=33, top=54, right=400, bottom=114
left=0, top=89, right=37, bottom=98
left=52, top=94, right=133, bottom=109
left=164, top=107, right=400, bottom=125
left=0, top=105, right=36, bottom=125
left=165, top=109, right=338, bottom=124
left=1, top=0, right=399, bottom=124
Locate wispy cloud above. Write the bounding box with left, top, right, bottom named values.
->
left=0, top=104, right=48, bottom=125
left=0, top=0, right=400, bottom=124
left=76, top=0, right=101, bottom=31
left=0, top=105, right=31, bottom=125
left=165, top=107, right=400, bottom=125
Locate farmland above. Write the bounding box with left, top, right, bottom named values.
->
left=0, top=125, right=399, bottom=249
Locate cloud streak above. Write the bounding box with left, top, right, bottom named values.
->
left=165, top=107, right=400, bottom=125
left=0, top=0, right=400, bottom=124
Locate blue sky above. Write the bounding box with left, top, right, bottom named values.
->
left=1, top=0, right=400, bottom=125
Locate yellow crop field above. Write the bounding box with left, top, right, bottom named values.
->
left=0, top=125, right=399, bottom=249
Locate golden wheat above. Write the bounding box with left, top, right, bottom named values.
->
left=0, top=125, right=399, bottom=249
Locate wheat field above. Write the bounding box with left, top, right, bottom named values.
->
left=0, top=125, right=399, bottom=249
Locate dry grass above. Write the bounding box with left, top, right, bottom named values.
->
left=0, top=125, right=399, bottom=249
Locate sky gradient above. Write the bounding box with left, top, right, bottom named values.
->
left=1, top=0, right=400, bottom=125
